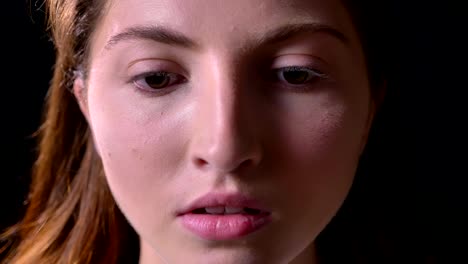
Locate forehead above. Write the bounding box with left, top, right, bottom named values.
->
left=93, top=0, right=359, bottom=54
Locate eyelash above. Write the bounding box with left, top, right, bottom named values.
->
left=130, top=66, right=328, bottom=95
left=131, top=71, right=187, bottom=95
left=272, top=66, right=328, bottom=91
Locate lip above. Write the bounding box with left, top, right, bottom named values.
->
left=177, top=192, right=272, bottom=240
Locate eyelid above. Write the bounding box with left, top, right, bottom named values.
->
left=127, top=58, right=188, bottom=77
left=130, top=71, right=182, bottom=84
left=275, top=65, right=327, bottom=76
left=126, top=59, right=187, bottom=78
left=271, top=54, right=329, bottom=71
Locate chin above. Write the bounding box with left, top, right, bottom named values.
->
left=183, top=251, right=272, bottom=264
left=163, top=242, right=284, bottom=264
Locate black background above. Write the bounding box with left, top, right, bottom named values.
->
left=1, top=1, right=466, bottom=262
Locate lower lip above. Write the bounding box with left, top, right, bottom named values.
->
left=179, top=213, right=271, bottom=240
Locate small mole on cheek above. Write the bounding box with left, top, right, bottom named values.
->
left=131, top=148, right=143, bottom=161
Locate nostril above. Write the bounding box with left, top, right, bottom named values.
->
left=192, top=156, right=256, bottom=173
left=235, top=159, right=253, bottom=172
left=193, top=158, right=209, bottom=168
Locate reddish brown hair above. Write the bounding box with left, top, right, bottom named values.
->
left=1, top=0, right=137, bottom=263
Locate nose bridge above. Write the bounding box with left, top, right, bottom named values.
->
left=191, top=56, right=261, bottom=173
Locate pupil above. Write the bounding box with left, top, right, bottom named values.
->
left=146, top=74, right=169, bottom=88
left=284, top=71, right=309, bottom=84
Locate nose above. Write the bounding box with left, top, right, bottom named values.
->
left=189, top=65, right=262, bottom=174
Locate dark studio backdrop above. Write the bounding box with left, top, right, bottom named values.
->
left=1, top=1, right=466, bottom=263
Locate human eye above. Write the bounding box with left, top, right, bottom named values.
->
left=130, top=71, right=187, bottom=95
left=273, top=66, right=328, bottom=88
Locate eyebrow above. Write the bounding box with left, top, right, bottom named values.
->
left=256, top=23, right=349, bottom=47
left=104, top=23, right=349, bottom=51
left=105, top=25, right=197, bottom=50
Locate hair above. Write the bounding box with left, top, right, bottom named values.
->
left=1, top=0, right=392, bottom=263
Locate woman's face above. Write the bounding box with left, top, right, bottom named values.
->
left=77, top=0, right=373, bottom=263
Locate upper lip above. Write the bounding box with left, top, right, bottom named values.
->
left=177, top=192, right=270, bottom=216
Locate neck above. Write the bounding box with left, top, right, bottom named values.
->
left=290, top=243, right=319, bottom=264
left=139, top=240, right=168, bottom=264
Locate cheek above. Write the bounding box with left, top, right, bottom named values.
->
left=269, top=97, right=367, bottom=215
left=272, top=93, right=366, bottom=170
left=85, top=84, right=190, bottom=227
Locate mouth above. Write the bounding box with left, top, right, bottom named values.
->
left=177, top=193, right=272, bottom=241
left=191, top=206, right=264, bottom=215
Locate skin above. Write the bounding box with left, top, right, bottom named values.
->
left=74, top=0, right=374, bottom=263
